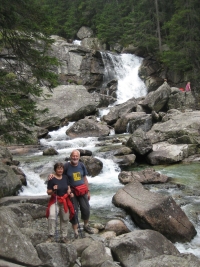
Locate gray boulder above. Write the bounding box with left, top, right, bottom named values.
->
left=0, top=207, right=42, bottom=266
left=80, top=156, right=103, bottom=177
left=113, top=154, right=136, bottom=167
left=66, top=117, right=110, bottom=138
left=36, top=243, right=77, bottom=267
left=147, top=110, right=200, bottom=145
left=0, top=162, right=22, bottom=198
left=112, top=181, right=196, bottom=242
left=77, top=26, right=94, bottom=39
left=146, top=142, right=190, bottom=165
left=35, top=85, right=100, bottom=126
left=114, top=112, right=152, bottom=134
left=140, top=83, right=171, bottom=112
left=103, top=98, right=137, bottom=125
left=118, top=168, right=168, bottom=184
left=168, top=91, right=196, bottom=111
left=109, top=230, right=180, bottom=267
left=43, top=147, right=59, bottom=156
left=136, top=253, right=200, bottom=267
left=81, top=241, right=112, bottom=267
left=126, top=128, right=152, bottom=155
left=105, top=219, right=130, bottom=236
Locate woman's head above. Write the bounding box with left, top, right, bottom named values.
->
left=54, top=162, right=64, bottom=172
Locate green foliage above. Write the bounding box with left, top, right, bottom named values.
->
left=160, top=0, right=200, bottom=78
left=0, top=0, right=59, bottom=144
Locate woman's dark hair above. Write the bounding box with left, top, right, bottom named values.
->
left=54, top=162, right=64, bottom=171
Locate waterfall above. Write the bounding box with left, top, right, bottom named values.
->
left=101, top=52, right=147, bottom=104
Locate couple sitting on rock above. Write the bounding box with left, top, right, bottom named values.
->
left=46, top=149, right=94, bottom=243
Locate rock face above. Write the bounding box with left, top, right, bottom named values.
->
left=112, top=181, right=197, bottom=242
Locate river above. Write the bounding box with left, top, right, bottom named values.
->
left=17, top=52, right=200, bottom=258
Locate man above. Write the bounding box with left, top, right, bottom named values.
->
left=64, top=149, right=94, bottom=238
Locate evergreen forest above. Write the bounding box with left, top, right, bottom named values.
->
left=37, top=0, right=200, bottom=82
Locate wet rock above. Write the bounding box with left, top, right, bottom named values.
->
left=66, top=118, right=110, bottom=138
left=118, top=168, right=168, bottom=184
left=112, top=181, right=197, bottom=242
left=43, top=147, right=59, bottom=156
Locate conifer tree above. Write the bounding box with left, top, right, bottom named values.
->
left=0, top=0, right=58, bottom=143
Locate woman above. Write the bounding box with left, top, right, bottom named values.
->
left=46, top=162, right=74, bottom=243
left=185, top=81, right=191, bottom=92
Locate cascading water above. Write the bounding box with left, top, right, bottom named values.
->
left=101, top=52, right=147, bottom=104
left=16, top=51, right=200, bottom=258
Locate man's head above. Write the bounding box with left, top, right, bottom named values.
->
left=70, top=150, right=80, bottom=166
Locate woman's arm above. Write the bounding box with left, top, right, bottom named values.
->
left=47, top=184, right=58, bottom=195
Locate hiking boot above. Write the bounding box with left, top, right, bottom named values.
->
left=83, top=225, right=94, bottom=234
left=74, top=233, right=79, bottom=239
left=46, top=235, right=54, bottom=243
left=60, top=237, right=68, bottom=244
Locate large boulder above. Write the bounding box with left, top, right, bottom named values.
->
left=147, top=110, right=200, bottom=145
left=66, top=117, right=110, bottom=138
left=112, top=181, right=197, bottom=242
left=102, top=98, right=137, bottom=125
left=136, top=254, right=200, bottom=267
left=35, top=85, right=100, bottom=126
left=0, top=207, right=42, bottom=266
left=126, top=128, right=152, bottom=155
left=115, top=112, right=152, bottom=134
left=168, top=91, right=196, bottom=111
left=146, top=142, right=190, bottom=164
left=0, top=162, right=22, bottom=198
left=118, top=168, right=168, bottom=184
left=140, top=83, right=171, bottom=112
left=80, top=156, right=103, bottom=177
left=109, top=230, right=180, bottom=267
left=81, top=241, right=112, bottom=267
left=36, top=243, right=77, bottom=267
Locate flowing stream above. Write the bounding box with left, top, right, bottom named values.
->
left=17, top=52, right=200, bottom=258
